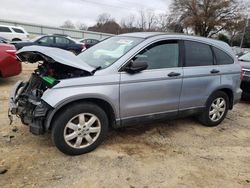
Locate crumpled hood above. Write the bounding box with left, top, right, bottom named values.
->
left=16, top=46, right=95, bottom=73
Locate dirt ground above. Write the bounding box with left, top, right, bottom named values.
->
left=0, top=64, right=250, bottom=188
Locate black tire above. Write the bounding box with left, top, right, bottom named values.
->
left=12, top=38, right=21, bottom=41
left=198, top=91, right=229, bottom=127
left=52, top=102, right=109, bottom=155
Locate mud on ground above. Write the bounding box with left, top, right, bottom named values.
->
left=0, top=64, right=250, bottom=188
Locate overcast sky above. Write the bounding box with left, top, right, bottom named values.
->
left=0, top=0, right=171, bottom=27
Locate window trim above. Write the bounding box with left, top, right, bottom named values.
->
left=119, top=39, right=182, bottom=72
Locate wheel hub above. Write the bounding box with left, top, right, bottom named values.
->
left=63, top=113, right=101, bottom=149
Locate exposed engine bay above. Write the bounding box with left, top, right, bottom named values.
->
left=9, top=46, right=94, bottom=134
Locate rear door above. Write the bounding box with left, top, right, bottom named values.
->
left=179, top=40, right=221, bottom=110
left=120, top=40, right=183, bottom=121
left=54, top=36, right=71, bottom=50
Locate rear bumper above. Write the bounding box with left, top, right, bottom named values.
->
left=234, top=87, right=242, bottom=105
left=241, top=80, right=250, bottom=94
left=0, top=57, right=21, bottom=78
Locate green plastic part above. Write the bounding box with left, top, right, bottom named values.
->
left=42, top=76, right=57, bottom=85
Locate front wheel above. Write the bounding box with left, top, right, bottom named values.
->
left=52, top=103, right=109, bottom=155
left=198, top=91, right=229, bottom=127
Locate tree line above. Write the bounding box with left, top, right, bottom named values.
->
left=60, top=0, right=250, bottom=48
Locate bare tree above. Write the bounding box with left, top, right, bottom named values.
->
left=60, top=20, right=75, bottom=29
left=136, top=10, right=158, bottom=31
left=76, top=22, right=88, bottom=31
left=170, top=0, right=243, bottom=37
left=96, top=13, right=113, bottom=25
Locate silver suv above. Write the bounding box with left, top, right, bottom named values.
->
left=9, top=33, right=242, bottom=155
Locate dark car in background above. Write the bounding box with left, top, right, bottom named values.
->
left=238, top=52, right=250, bottom=98
left=0, top=43, right=21, bottom=78
left=14, top=34, right=85, bottom=54
left=80, top=38, right=99, bottom=49
left=0, top=36, right=10, bottom=44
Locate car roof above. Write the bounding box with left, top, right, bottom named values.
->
left=119, top=32, right=232, bottom=56
left=0, top=24, right=24, bottom=29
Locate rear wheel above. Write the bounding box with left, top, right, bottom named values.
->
left=198, top=91, right=229, bottom=127
left=52, top=103, right=109, bottom=155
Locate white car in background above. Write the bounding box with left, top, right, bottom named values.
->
left=0, top=25, right=29, bottom=41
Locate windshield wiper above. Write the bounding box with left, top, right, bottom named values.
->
left=239, top=59, right=250, bottom=62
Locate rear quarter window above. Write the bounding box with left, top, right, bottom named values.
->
left=184, top=41, right=214, bottom=67
left=0, top=26, right=12, bottom=33
left=212, top=47, right=234, bottom=65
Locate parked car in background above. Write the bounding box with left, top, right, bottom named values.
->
left=14, top=34, right=85, bottom=54
left=238, top=52, right=250, bottom=98
left=80, top=38, right=99, bottom=49
left=9, top=33, right=242, bottom=155
left=0, top=43, right=21, bottom=78
left=0, top=25, right=29, bottom=41
left=0, top=36, right=9, bottom=44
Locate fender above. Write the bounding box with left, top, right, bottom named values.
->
left=44, top=94, right=119, bottom=130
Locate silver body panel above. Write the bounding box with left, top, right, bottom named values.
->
left=12, top=33, right=242, bottom=129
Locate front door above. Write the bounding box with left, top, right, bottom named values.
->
left=120, top=40, right=183, bottom=122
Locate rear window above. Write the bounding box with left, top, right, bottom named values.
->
left=184, top=41, right=214, bottom=67
left=0, top=26, right=12, bottom=33
left=213, top=47, right=234, bottom=65
left=12, top=28, right=25, bottom=34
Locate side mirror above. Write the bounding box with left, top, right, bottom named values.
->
left=124, top=60, right=148, bottom=73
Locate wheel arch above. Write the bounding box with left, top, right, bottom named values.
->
left=12, top=38, right=22, bottom=41
left=45, top=97, right=117, bottom=131
left=209, top=87, right=234, bottom=109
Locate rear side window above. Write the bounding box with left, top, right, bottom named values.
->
left=55, top=37, right=70, bottom=44
left=184, top=41, right=213, bottom=67
left=134, top=40, right=179, bottom=69
left=0, top=26, right=12, bottom=33
left=213, top=47, right=234, bottom=65
left=12, top=28, right=25, bottom=33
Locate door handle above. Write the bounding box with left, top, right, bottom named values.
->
left=210, top=69, right=220, bottom=74
left=168, top=72, right=181, bottom=77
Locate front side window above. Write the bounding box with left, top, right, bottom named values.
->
left=38, top=36, right=54, bottom=44
left=78, top=36, right=143, bottom=69
left=12, top=28, right=25, bottom=34
left=185, top=41, right=213, bottom=67
left=134, top=40, right=179, bottom=70
left=0, top=26, right=11, bottom=33
left=213, top=47, right=234, bottom=65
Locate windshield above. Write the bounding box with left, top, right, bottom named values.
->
left=77, top=36, right=143, bottom=69
left=239, top=52, right=250, bottom=62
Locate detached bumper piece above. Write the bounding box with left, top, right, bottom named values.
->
left=8, top=80, right=52, bottom=135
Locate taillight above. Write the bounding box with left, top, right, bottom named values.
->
left=240, top=65, right=243, bottom=80
left=6, top=49, right=16, bottom=57
left=81, top=43, right=86, bottom=49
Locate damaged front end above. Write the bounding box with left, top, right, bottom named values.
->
left=9, top=46, right=94, bottom=135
